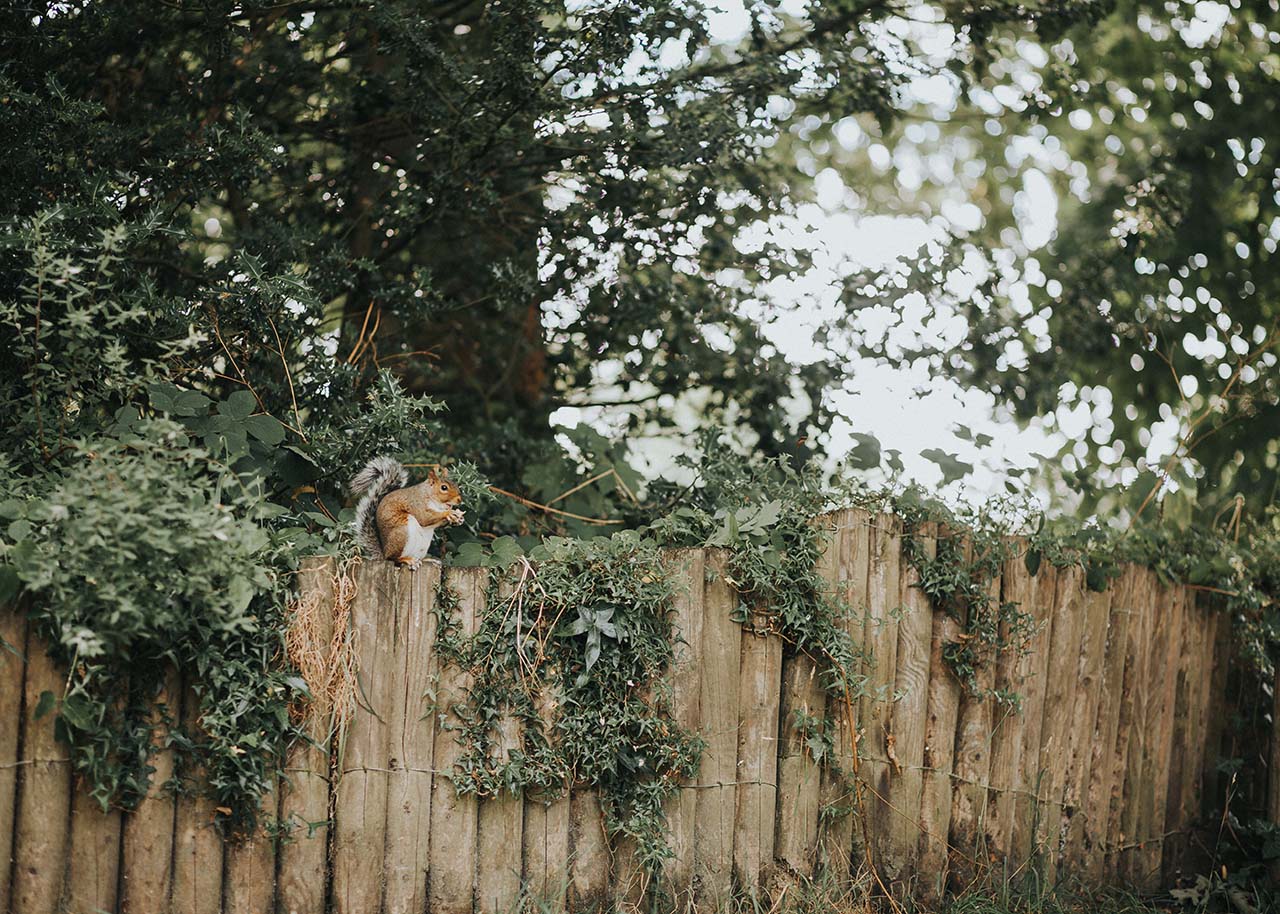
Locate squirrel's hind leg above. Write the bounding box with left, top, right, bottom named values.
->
left=382, top=522, right=408, bottom=563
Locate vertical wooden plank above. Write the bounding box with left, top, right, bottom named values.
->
left=0, top=607, right=28, bottom=914
left=947, top=540, right=1000, bottom=893
left=818, top=509, right=869, bottom=885
left=65, top=787, right=123, bottom=914
left=223, top=780, right=278, bottom=914
left=862, top=514, right=902, bottom=879
left=523, top=793, right=570, bottom=911
left=917, top=528, right=964, bottom=904
left=431, top=565, right=484, bottom=914
left=384, top=562, right=440, bottom=914
left=568, top=789, right=611, bottom=911
left=1008, top=563, right=1059, bottom=871
left=477, top=717, right=524, bottom=914
left=732, top=598, right=783, bottom=895
left=883, top=522, right=934, bottom=888
left=172, top=686, right=222, bottom=914
left=1162, top=586, right=1198, bottom=883
left=693, top=549, right=741, bottom=909
left=660, top=548, right=704, bottom=906
left=11, top=630, right=71, bottom=914
left=1112, top=568, right=1153, bottom=884
left=332, top=560, right=398, bottom=914
left=1199, top=607, right=1231, bottom=823
left=982, top=541, right=1034, bottom=870
left=276, top=556, right=335, bottom=914
left=1135, top=582, right=1182, bottom=889
left=1059, top=584, right=1113, bottom=878
left=774, top=652, right=824, bottom=877
left=1033, top=565, right=1085, bottom=884
left=1082, top=567, right=1136, bottom=883
left=119, top=665, right=180, bottom=914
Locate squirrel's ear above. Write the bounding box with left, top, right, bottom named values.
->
left=426, top=467, right=439, bottom=484
left=440, top=466, right=451, bottom=479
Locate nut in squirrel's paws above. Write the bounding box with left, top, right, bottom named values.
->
left=447, top=508, right=465, bottom=525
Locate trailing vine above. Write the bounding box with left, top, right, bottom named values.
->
left=429, top=530, right=703, bottom=879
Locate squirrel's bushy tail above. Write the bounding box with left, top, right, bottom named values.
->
left=350, top=456, right=408, bottom=558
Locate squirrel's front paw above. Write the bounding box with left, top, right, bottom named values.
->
left=448, top=508, right=465, bottom=526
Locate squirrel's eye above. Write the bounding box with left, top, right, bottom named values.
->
left=441, top=483, right=449, bottom=491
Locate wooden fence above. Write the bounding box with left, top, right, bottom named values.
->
left=0, top=509, right=1231, bottom=913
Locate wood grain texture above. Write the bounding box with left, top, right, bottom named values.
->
left=947, top=539, right=1000, bottom=893
left=1082, top=567, right=1136, bottom=884
left=0, top=607, right=27, bottom=914
left=774, top=652, right=824, bottom=877
left=332, top=560, right=398, bottom=914
left=916, top=527, right=963, bottom=903
left=1112, top=568, right=1153, bottom=884
left=119, top=668, right=180, bottom=914
left=64, top=786, right=122, bottom=914
left=861, top=514, right=902, bottom=878
left=817, top=509, right=870, bottom=885
left=171, top=687, right=222, bottom=914
left=384, top=562, right=440, bottom=914
left=523, top=793, right=570, bottom=911
left=1033, top=565, right=1085, bottom=884
left=693, top=548, right=741, bottom=908
left=477, top=715, right=524, bottom=914
left=223, top=779, right=278, bottom=914
left=732, top=603, right=783, bottom=895
left=884, top=522, right=934, bottom=888
left=568, top=789, right=611, bottom=912
left=659, top=548, right=705, bottom=906
left=1008, top=564, right=1059, bottom=871
left=983, top=541, right=1034, bottom=869
left=1059, top=584, right=1114, bottom=878
left=276, top=557, right=335, bottom=914
left=11, top=631, right=72, bottom=914
left=1134, top=583, right=1183, bottom=889
left=431, top=566, right=484, bottom=914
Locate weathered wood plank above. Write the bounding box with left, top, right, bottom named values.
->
left=171, top=685, right=222, bottom=914
left=12, top=630, right=72, bottom=914
left=818, top=509, right=870, bottom=885
left=660, top=548, right=705, bottom=906
left=983, top=540, right=1035, bottom=869
left=431, top=565, right=484, bottom=914
left=1059, top=584, right=1113, bottom=878
left=276, top=556, right=335, bottom=914
left=692, top=548, right=742, bottom=908
left=1008, top=563, right=1059, bottom=871
left=1112, top=567, right=1154, bottom=883
left=332, top=560, right=398, bottom=914
left=917, top=527, right=964, bottom=903
left=1199, top=607, right=1231, bottom=823
left=947, top=539, right=1000, bottom=893
left=862, top=514, right=903, bottom=878
left=884, top=522, right=935, bottom=888
left=477, top=716, right=524, bottom=914
left=1133, top=582, right=1183, bottom=889
left=775, top=651, right=824, bottom=877
left=1162, top=586, right=1199, bottom=883
left=523, top=793, right=571, bottom=911
left=119, top=665, right=180, bottom=914
left=0, top=607, right=27, bottom=914
left=223, top=779, right=278, bottom=914
left=1033, top=565, right=1085, bottom=884
left=65, top=786, right=122, bottom=914
left=569, top=789, right=611, bottom=912
left=1082, top=567, right=1136, bottom=884
left=385, top=562, right=440, bottom=914
left=732, top=600, right=784, bottom=895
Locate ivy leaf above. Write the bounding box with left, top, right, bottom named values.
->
left=244, top=414, right=285, bottom=445
left=453, top=542, right=486, bottom=566
left=489, top=536, right=523, bottom=569
left=1025, top=549, right=1043, bottom=576
left=34, top=689, right=56, bottom=720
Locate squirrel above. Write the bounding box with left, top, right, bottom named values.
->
left=350, top=456, right=465, bottom=569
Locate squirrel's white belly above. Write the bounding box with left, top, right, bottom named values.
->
left=403, top=516, right=437, bottom=562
